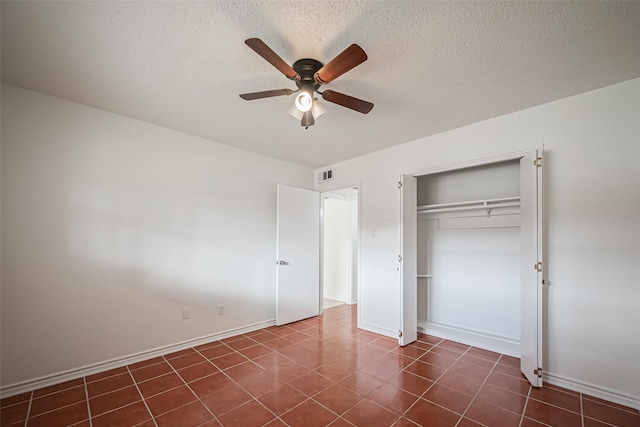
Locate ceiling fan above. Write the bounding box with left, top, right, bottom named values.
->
left=239, top=38, right=374, bottom=128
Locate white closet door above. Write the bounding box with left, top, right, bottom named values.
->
left=520, top=149, right=544, bottom=387
left=400, top=175, right=418, bottom=346
left=276, top=185, right=320, bottom=326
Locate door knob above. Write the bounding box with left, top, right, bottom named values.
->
left=277, top=260, right=288, bottom=265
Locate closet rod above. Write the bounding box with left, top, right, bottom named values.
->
left=417, top=196, right=520, bottom=211
left=418, top=202, right=520, bottom=214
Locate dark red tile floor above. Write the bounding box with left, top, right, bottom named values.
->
left=1, top=304, right=638, bottom=426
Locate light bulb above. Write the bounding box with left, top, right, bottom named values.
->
left=294, top=91, right=313, bottom=112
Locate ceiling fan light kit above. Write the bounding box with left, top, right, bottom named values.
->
left=288, top=98, right=326, bottom=121
left=240, top=38, right=374, bottom=128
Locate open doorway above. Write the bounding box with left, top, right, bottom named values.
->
left=322, top=188, right=358, bottom=310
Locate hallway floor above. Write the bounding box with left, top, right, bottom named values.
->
left=2, top=304, right=638, bottom=426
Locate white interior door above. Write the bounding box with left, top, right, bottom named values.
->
left=276, top=185, right=320, bottom=325
left=520, top=149, right=544, bottom=386
left=400, top=175, right=418, bottom=345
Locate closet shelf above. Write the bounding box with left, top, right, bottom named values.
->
left=417, top=274, right=433, bottom=278
left=417, top=196, right=520, bottom=215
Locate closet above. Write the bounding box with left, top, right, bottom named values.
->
left=400, top=149, right=543, bottom=386
left=416, top=160, right=522, bottom=356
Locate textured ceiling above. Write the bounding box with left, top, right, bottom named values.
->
left=2, top=1, right=639, bottom=168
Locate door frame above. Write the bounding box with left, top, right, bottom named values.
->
left=320, top=186, right=361, bottom=318
left=400, top=148, right=544, bottom=385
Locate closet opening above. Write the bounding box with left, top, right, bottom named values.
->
left=400, top=149, right=543, bottom=387
left=417, top=160, right=521, bottom=355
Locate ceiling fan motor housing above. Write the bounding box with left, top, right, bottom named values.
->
left=293, top=59, right=323, bottom=93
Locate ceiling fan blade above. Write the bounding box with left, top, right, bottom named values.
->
left=239, top=89, right=294, bottom=100
left=322, top=90, right=374, bottom=114
left=245, top=38, right=300, bottom=81
left=314, top=44, right=368, bottom=84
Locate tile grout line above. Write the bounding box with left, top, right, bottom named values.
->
left=527, top=391, right=589, bottom=416
left=22, top=391, right=33, bottom=427
left=454, top=347, right=501, bottom=426
left=518, top=384, right=532, bottom=427
left=396, top=340, right=448, bottom=419
left=581, top=394, right=640, bottom=415
left=223, top=336, right=324, bottom=422
left=88, top=368, right=151, bottom=402
left=83, top=391, right=155, bottom=420
left=18, top=386, right=90, bottom=421
left=125, top=365, right=158, bottom=427
left=272, top=350, right=366, bottom=425
left=82, top=377, right=93, bottom=427
left=397, top=337, right=469, bottom=423
left=355, top=339, right=430, bottom=416
left=171, top=345, right=287, bottom=425
left=248, top=337, right=323, bottom=427
left=160, top=353, right=220, bottom=424
left=342, top=313, right=403, bottom=424
left=284, top=366, right=357, bottom=427
left=580, top=392, right=585, bottom=427
left=243, top=344, right=338, bottom=426
left=224, top=354, right=316, bottom=426
left=279, top=395, right=338, bottom=426
left=25, top=382, right=80, bottom=399
left=258, top=314, right=361, bottom=426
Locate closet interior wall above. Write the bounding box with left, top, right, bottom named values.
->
left=416, top=160, right=522, bottom=355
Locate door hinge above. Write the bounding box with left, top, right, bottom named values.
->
left=534, top=262, right=542, bottom=272
left=398, top=254, right=402, bottom=262
left=534, top=157, right=542, bottom=167
left=534, top=368, right=543, bottom=378
left=398, top=181, right=402, bottom=188
left=399, top=330, right=403, bottom=338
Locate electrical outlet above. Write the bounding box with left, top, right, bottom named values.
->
left=218, top=304, right=224, bottom=315
left=183, top=307, right=191, bottom=320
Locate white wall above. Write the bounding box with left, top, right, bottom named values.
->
left=0, top=84, right=313, bottom=388
left=418, top=220, right=521, bottom=343
left=323, top=197, right=351, bottom=303
left=315, top=78, right=640, bottom=406
left=417, top=161, right=520, bottom=205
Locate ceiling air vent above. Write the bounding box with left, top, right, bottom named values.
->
left=318, top=169, right=334, bottom=183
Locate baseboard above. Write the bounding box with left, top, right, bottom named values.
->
left=544, top=372, right=640, bottom=411
left=419, top=321, right=520, bottom=357
left=0, top=319, right=275, bottom=399
left=417, top=321, right=639, bottom=411
left=358, top=321, right=397, bottom=340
